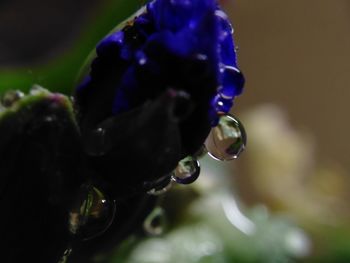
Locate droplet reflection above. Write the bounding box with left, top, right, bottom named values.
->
left=205, top=114, right=246, bottom=161
left=69, top=185, right=116, bottom=241
left=171, top=156, right=200, bottom=185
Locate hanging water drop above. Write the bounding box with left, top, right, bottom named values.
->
left=68, top=185, right=116, bottom=241
left=219, top=66, right=245, bottom=99
left=171, top=156, right=200, bottom=185
left=205, top=114, right=246, bottom=161
left=143, top=207, right=166, bottom=236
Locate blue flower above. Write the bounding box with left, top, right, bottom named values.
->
left=75, top=0, right=244, bottom=157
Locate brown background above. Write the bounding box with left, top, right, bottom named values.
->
left=227, top=0, right=350, bottom=171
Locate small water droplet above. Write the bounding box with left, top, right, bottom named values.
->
left=219, top=66, right=244, bottom=99
left=215, top=10, right=228, bottom=21
left=195, top=53, right=208, bottom=61
left=68, top=185, right=116, bottom=241
left=136, top=51, right=148, bottom=66
left=212, top=93, right=233, bottom=115
left=44, top=115, right=55, bottom=122
left=1, top=90, right=24, bottom=107
left=215, top=9, right=234, bottom=36
left=143, top=207, right=166, bottom=236
left=205, top=114, right=246, bottom=161
left=146, top=176, right=173, bottom=196
left=171, top=156, right=200, bottom=185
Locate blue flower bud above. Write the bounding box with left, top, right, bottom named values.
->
left=75, top=0, right=245, bottom=183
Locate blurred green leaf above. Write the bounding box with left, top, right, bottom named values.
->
left=0, top=0, right=143, bottom=95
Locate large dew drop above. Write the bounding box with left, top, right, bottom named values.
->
left=171, top=156, right=200, bottom=185
left=68, top=185, right=116, bottom=241
left=205, top=114, right=246, bottom=161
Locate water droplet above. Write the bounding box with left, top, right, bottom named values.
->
left=143, top=207, right=166, bottom=236
left=136, top=51, right=148, bottom=66
left=215, top=10, right=234, bottom=36
left=1, top=90, right=24, bottom=107
left=44, top=115, right=56, bottom=123
left=139, top=57, right=147, bottom=65
left=171, top=156, right=200, bottom=185
left=195, top=53, right=208, bottom=61
left=146, top=176, right=173, bottom=196
left=215, top=10, right=229, bottom=21
left=69, top=185, right=116, bottom=241
left=205, top=114, right=246, bottom=161
left=219, top=66, right=245, bottom=99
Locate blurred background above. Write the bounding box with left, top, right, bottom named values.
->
left=0, top=0, right=349, bottom=262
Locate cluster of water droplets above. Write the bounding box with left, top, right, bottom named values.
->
left=145, top=8, right=247, bottom=196
left=146, top=113, right=246, bottom=196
